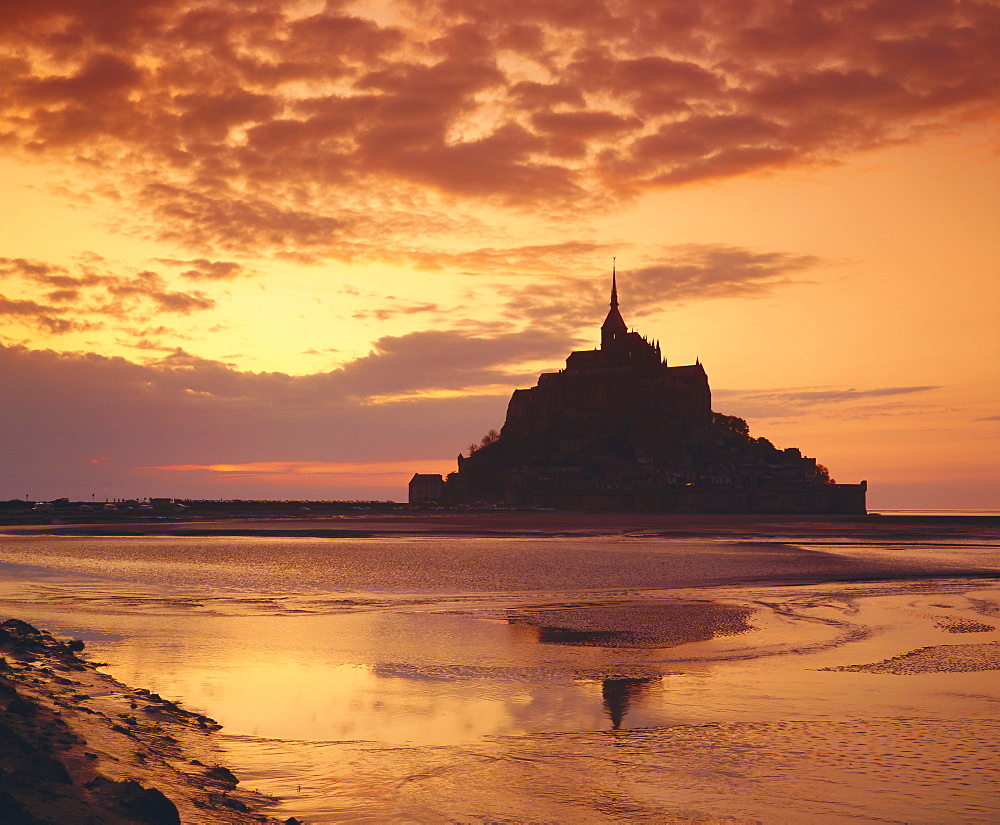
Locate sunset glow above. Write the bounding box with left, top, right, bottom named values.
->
left=1, top=0, right=997, bottom=506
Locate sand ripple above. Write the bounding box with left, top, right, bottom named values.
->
left=826, top=640, right=1000, bottom=674
left=931, top=614, right=996, bottom=633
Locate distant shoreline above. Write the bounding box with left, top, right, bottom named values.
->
left=3, top=511, right=999, bottom=542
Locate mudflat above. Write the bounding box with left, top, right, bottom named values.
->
left=8, top=510, right=999, bottom=542
left=0, top=619, right=290, bottom=824
left=1, top=514, right=998, bottom=822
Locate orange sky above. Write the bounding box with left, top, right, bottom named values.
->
left=1, top=0, right=998, bottom=507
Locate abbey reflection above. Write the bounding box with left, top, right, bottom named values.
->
left=602, top=676, right=660, bottom=731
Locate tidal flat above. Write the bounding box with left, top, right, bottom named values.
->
left=1, top=514, right=998, bottom=823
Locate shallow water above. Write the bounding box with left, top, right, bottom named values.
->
left=1, top=531, right=999, bottom=822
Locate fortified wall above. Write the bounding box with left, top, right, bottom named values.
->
left=412, top=273, right=866, bottom=515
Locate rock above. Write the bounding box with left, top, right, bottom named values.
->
left=0, top=791, right=35, bottom=825
left=205, top=764, right=239, bottom=787
left=0, top=619, right=41, bottom=638
left=208, top=791, right=250, bottom=811
left=85, top=777, right=181, bottom=825
left=5, top=696, right=38, bottom=717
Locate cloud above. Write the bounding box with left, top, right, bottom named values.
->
left=714, top=385, right=944, bottom=420
left=0, top=342, right=514, bottom=499
left=352, top=300, right=442, bottom=322
left=136, top=184, right=346, bottom=257
left=0, top=320, right=569, bottom=448
left=489, top=243, right=825, bottom=335
left=1, top=0, right=995, bottom=258
left=141, top=459, right=458, bottom=493
left=626, top=245, right=824, bottom=307
left=155, top=258, right=254, bottom=281
left=0, top=294, right=87, bottom=334
left=104, top=270, right=214, bottom=314
left=531, top=109, right=642, bottom=158
left=0, top=255, right=216, bottom=337
left=23, top=52, right=143, bottom=106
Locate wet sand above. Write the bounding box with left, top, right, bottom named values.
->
left=216, top=578, right=1000, bottom=822
left=826, top=640, right=1000, bottom=674
left=2, top=515, right=998, bottom=822
left=8, top=511, right=1000, bottom=542
left=0, top=619, right=290, bottom=824
left=507, top=600, right=757, bottom=648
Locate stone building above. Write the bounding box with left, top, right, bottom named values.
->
left=408, top=473, right=445, bottom=504
left=425, top=273, right=866, bottom=514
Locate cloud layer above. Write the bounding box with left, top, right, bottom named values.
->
left=0, top=255, right=221, bottom=348
left=0, top=341, right=509, bottom=498
left=1, top=340, right=966, bottom=500
left=713, top=385, right=945, bottom=422
left=2, top=0, right=996, bottom=259
left=3, top=1, right=996, bottom=505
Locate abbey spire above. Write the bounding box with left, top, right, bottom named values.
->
left=601, top=264, right=627, bottom=350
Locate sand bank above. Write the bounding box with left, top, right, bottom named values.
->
left=6, top=511, right=999, bottom=543
left=827, top=640, right=1000, bottom=674
left=0, top=618, right=300, bottom=824
left=507, top=600, right=757, bottom=648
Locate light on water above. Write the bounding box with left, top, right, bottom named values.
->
left=1, top=530, right=999, bottom=822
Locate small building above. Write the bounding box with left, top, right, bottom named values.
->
left=408, top=473, right=444, bottom=505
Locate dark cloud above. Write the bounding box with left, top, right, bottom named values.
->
left=0, top=295, right=82, bottom=334
left=532, top=109, right=642, bottom=158
left=137, top=183, right=345, bottom=256
left=154, top=258, right=253, bottom=280
left=352, top=301, right=442, bottom=322
left=627, top=245, right=822, bottom=306
left=175, top=89, right=280, bottom=140
left=1, top=0, right=994, bottom=257
left=323, top=327, right=572, bottom=399
left=45, top=289, right=81, bottom=303
left=0, top=339, right=541, bottom=498
left=357, top=121, right=582, bottom=203
left=492, top=244, right=825, bottom=334
left=714, top=385, right=944, bottom=420
left=23, top=52, right=143, bottom=105
left=510, top=81, right=586, bottom=110
left=103, top=270, right=214, bottom=314
left=0, top=255, right=216, bottom=334
left=761, top=386, right=942, bottom=404
left=0, top=258, right=72, bottom=281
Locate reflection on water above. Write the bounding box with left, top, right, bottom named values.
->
left=601, top=677, right=659, bottom=730
left=0, top=532, right=999, bottom=822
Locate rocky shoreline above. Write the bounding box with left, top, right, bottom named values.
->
left=0, top=618, right=302, bottom=824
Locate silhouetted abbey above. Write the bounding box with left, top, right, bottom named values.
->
left=412, top=273, right=867, bottom=514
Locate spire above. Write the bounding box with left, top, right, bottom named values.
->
left=601, top=261, right=627, bottom=350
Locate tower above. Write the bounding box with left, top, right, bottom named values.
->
left=600, top=266, right=627, bottom=352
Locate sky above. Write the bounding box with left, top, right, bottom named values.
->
left=0, top=0, right=998, bottom=508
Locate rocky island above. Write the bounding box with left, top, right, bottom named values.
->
left=413, top=272, right=866, bottom=514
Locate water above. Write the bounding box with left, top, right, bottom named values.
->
left=1, top=529, right=999, bottom=822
